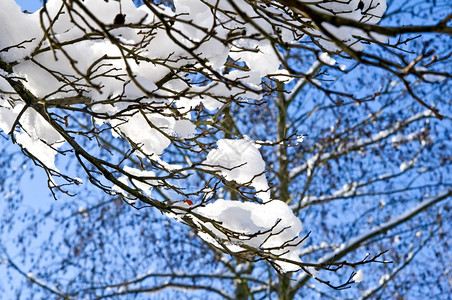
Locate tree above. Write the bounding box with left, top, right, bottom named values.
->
left=0, top=0, right=451, bottom=299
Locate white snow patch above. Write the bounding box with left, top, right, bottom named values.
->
left=353, top=269, right=364, bottom=283
left=319, top=52, right=336, bottom=66
left=203, top=139, right=270, bottom=201
left=194, top=199, right=304, bottom=272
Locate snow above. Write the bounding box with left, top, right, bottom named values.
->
left=229, top=43, right=281, bottom=77
left=319, top=52, right=336, bottom=66
left=173, top=119, right=197, bottom=139
left=203, top=139, right=270, bottom=202
left=109, top=111, right=171, bottom=157
left=306, top=0, right=387, bottom=51
left=353, top=269, right=364, bottom=283
left=305, top=266, right=319, bottom=278
left=194, top=199, right=304, bottom=272
left=0, top=0, right=387, bottom=180
left=391, top=129, right=426, bottom=144
left=14, top=130, right=63, bottom=171
left=0, top=98, right=24, bottom=134
left=235, top=263, right=248, bottom=274
left=416, top=67, right=446, bottom=83
left=123, top=166, right=156, bottom=196
left=379, top=274, right=390, bottom=285
left=335, top=182, right=358, bottom=197
left=1, top=0, right=304, bottom=173
left=0, top=105, right=65, bottom=171
left=400, top=160, right=412, bottom=172
left=0, top=0, right=390, bottom=273
left=0, top=0, right=40, bottom=62
left=296, top=135, right=305, bottom=144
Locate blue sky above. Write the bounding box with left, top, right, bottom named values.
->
left=15, top=0, right=42, bottom=12
left=1, top=0, right=450, bottom=298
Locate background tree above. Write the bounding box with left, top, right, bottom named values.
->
left=0, top=0, right=451, bottom=299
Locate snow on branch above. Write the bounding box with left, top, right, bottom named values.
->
left=191, top=199, right=304, bottom=272
left=4, top=0, right=448, bottom=286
